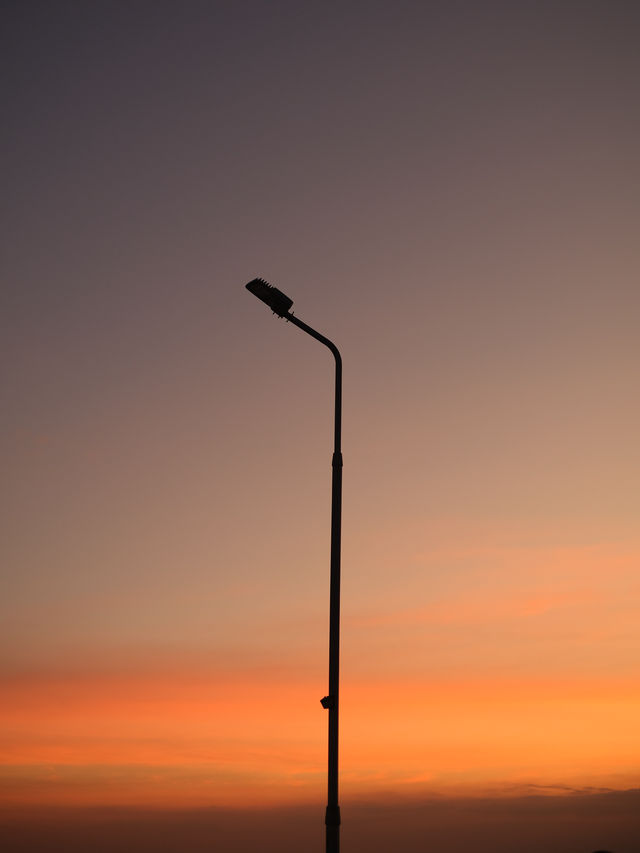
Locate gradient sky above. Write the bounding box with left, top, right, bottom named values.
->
left=2, top=1, right=640, bottom=849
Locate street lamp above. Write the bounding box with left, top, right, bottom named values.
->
left=245, top=277, right=343, bottom=853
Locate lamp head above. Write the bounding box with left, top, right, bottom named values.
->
left=246, top=278, right=293, bottom=317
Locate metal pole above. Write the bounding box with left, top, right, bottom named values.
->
left=285, top=312, right=342, bottom=853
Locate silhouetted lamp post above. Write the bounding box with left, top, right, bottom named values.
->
left=245, top=278, right=343, bottom=853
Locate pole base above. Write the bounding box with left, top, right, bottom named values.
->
left=325, top=806, right=340, bottom=853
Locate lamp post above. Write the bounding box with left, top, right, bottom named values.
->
left=245, top=278, right=342, bottom=853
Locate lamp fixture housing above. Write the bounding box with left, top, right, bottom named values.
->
left=246, top=278, right=293, bottom=317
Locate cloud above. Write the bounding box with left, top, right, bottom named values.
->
left=348, top=537, right=640, bottom=633
left=1, top=789, right=638, bottom=853
left=350, top=587, right=597, bottom=628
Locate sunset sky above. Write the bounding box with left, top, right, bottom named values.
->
left=2, top=1, right=640, bottom=850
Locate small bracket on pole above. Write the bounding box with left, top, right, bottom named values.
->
left=320, top=695, right=335, bottom=710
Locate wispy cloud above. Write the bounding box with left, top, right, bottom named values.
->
left=350, top=587, right=598, bottom=628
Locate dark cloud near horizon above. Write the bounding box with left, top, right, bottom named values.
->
left=1, top=789, right=638, bottom=852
